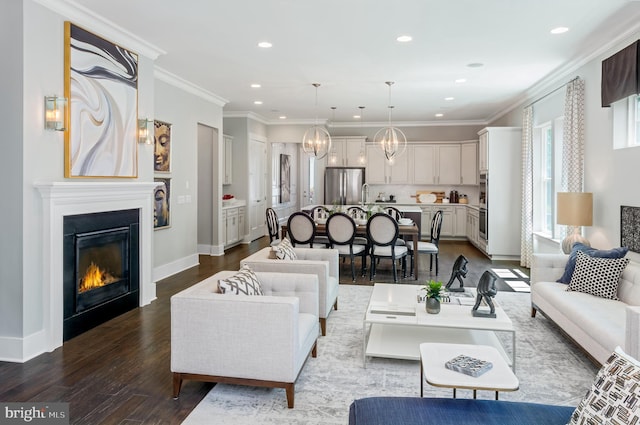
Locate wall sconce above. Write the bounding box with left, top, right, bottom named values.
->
left=44, top=96, right=67, bottom=131
left=138, top=118, right=153, bottom=144
left=557, top=192, right=593, bottom=253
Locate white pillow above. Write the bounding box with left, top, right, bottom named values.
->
left=274, top=237, right=297, bottom=260
left=217, top=265, right=263, bottom=295
left=569, top=346, right=640, bottom=424
left=566, top=251, right=629, bottom=300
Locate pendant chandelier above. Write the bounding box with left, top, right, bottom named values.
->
left=373, top=81, right=407, bottom=163
left=358, top=106, right=366, bottom=165
left=302, top=83, right=332, bottom=160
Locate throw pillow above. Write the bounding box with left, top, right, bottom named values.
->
left=569, top=346, right=640, bottom=424
left=566, top=251, right=629, bottom=300
left=557, top=242, right=628, bottom=284
left=217, top=265, right=263, bottom=295
left=274, top=237, right=297, bottom=260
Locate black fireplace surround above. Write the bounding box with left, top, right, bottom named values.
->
left=63, top=209, right=140, bottom=341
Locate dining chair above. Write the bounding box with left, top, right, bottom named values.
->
left=408, top=209, right=443, bottom=276
left=309, top=206, right=331, bottom=247
left=265, top=207, right=281, bottom=246
left=311, top=206, right=330, bottom=220
left=383, top=206, right=407, bottom=247
left=346, top=206, right=366, bottom=219
left=287, top=211, right=322, bottom=248
left=326, top=212, right=367, bottom=281
left=366, top=213, right=408, bottom=282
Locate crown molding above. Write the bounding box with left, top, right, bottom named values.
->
left=154, top=67, right=228, bottom=107
left=329, top=120, right=488, bottom=128
left=34, top=0, right=166, bottom=60
left=487, top=18, right=640, bottom=123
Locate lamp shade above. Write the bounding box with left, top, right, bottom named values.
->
left=557, top=192, right=593, bottom=226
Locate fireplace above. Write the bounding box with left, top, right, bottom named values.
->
left=63, top=209, right=139, bottom=341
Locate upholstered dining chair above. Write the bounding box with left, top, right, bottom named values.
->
left=287, top=211, right=321, bottom=248
left=266, top=207, right=281, bottom=246
left=408, top=209, right=443, bottom=276
left=383, top=206, right=404, bottom=221
left=366, top=213, right=408, bottom=282
left=309, top=206, right=330, bottom=247
left=326, top=212, right=367, bottom=281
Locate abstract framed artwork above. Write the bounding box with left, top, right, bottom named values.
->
left=621, top=205, right=640, bottom=252
left=280, top=153, right=291, bottom=203
left=154, top=120, right=171, bottom=173
left=154, top=178, right=171, bottom=230
left=64, top=22, right=138, bottom=178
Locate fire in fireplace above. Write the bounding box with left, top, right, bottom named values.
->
left=63, top=209, right=140, bottom=341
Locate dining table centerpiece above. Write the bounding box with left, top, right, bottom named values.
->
left=423, top=280, right=443, bottom=314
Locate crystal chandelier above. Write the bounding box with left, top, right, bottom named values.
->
left=373, top=81, right=407, bottom=163
left=302, top=83, right=332, bottom=160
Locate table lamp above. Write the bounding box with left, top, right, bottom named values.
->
left=557, top=192, right=593, bottom=254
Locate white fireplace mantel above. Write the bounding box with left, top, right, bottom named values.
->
left=35, top=181, right=158, bottom=352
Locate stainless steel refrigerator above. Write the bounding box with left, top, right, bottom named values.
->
left=324, top=167, right=365, bottom=205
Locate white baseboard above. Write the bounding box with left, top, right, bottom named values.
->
left=0, top=329, right=49, bottom=363
left=197, top=244, right=225, bottom=256
left=153, top=253, right=200, bottom=282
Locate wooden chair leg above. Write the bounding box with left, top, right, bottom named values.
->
left=334, top=299, right=338, bottom=311
left=172, top=373, right=183, bottom=399
left=285, top=383, right=295, bottom=408
left=531, top=307, right=537, bottom=318
left=320, top=318, right=326, bottom=336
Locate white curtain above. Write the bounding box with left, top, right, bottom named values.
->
left=520, top=106, right=534, bottom=268
left=560, top=78, right=586, bottom=237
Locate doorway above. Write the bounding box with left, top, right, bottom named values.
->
left=249, top=137, right=267, bottom=240
left=197, top=124, right=219, bottom=254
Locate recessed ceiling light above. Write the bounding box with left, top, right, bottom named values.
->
left=444, top=97, right=455, bottom=101
left=467, top=62, right=484, bottom=68
left=250, top=83, right=261, bottom=88
left=455, top=78, right=467, bottom=83
left=254, top=100, right=263, bottom=105
left=397, top=35, right=412, bottom=43
left=550, top=27, right=569, bottom=34
left=279, top=116, right=287, bottom=119
left=353, top=115, right=361, bottom=119
left=435, top=113, right=444, bottom=117
left=258, top=41, right=272, bottom=48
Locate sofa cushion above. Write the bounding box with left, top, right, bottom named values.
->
left=557, top=242, right=628, bottom=284
left=567, top=251, right=629, bottom=300
left=218, top=265, right=263, bottom=295
left=569, top=346, right=640, bottom=424
left=274, top=237, right=297, bottom=260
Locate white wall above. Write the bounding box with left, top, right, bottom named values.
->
left=490, top=30, right=640, bottom=250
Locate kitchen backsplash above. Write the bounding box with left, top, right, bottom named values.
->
left=367, top=185, right=480, bottom=204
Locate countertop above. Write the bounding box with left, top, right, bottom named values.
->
left=222, top=199, right=246, bottom=209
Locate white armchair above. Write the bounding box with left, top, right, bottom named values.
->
left=240, top=247, right=339, bottom=336
left=171, top=270, right=320, bottom=408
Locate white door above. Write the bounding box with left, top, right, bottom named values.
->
left=299, top=147, right=318, bottom=207
left=249, top=138, right=267, bottom=241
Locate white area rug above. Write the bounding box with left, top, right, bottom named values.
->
left=182, top=284, right=597, bottom=425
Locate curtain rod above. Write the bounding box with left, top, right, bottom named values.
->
left=524, top=76, right=580, bottom=109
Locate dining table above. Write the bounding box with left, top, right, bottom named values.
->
left=280, top=220, right=421, bottom=281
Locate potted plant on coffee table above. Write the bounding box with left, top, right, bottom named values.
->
left=424, top=280, right=443, bottom=314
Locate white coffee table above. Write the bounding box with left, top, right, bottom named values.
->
left=363, top=284, right=515, bottom=369
left=420, top=342, right=519, bottom=399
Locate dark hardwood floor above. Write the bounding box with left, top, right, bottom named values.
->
left=0, top=236, right=525, bottom=424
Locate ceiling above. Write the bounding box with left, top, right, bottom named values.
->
left=66, top=0, right=640, bottom=125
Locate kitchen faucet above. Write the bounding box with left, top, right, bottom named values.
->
left=360, top=183, right=370, bottom=207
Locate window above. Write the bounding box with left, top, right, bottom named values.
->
left=613, top=94, right=640, bottom=149
left=533, top=118, right=564, bottom=239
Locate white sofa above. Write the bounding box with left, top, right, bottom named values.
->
left=171, top=270, right=320, bottom=408
left=240, top=247, right=339, bottom=336
left=531, top=252, right=640, bottom=364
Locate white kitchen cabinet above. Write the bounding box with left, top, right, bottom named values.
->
left=419, top=205, right=432, bottom=238
left=327, top=137, right=367, bottom=167
left=454, top=206, right=467, bottom=237
left=478, top=131, right=488, bottom=173
left=467, top=207, right=479, bottom=247
left=413, top=144, right=461, bottom=185
left=223, top=205, right=245, bottom=247
left=436, top=144, right=461, bottom=185
left=477, top=127, right=522, bottom=259
left=223, top=134, right=233, bottom=185
left=365, top=144, right=410, bottom=184
left=460, top=142, right=478, bottom=185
